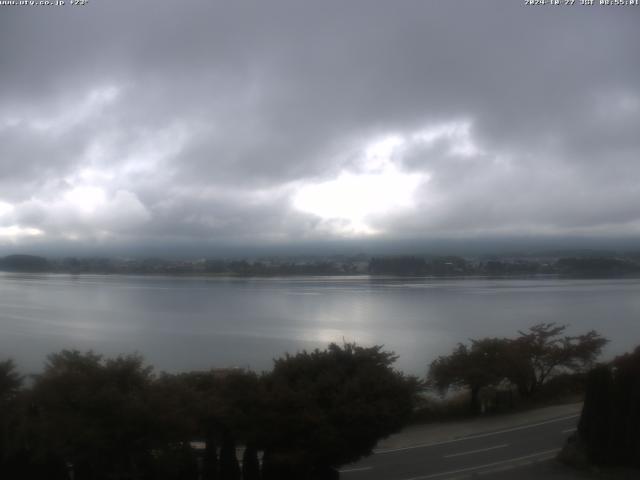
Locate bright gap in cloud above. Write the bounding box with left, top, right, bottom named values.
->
left=411, top=120, right=480, bottom=157
left=64, top=186, right=107, bottom=214
left=0, top=225, right=43, bottom=239
left=0, top=201, right=14, bottom=217
left=293, top=135, right=426, bottom=236
left=0, top=202, right=42, bottom=241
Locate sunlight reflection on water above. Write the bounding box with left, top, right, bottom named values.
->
left=1, top=273, right=639, bottom=375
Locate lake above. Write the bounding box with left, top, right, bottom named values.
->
left=1, top=273, right=639, bottom=376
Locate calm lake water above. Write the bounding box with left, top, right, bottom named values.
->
left=1, top=273, right=639, bottom=375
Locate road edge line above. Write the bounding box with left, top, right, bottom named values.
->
left=376, top=414, right=579, bottom=454
left=401, top=448, right=561, bottom=480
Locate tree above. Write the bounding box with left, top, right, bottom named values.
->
left=507, top=323, right=608, bottom=397
left=260, top=343, right=420, bottom=479
left=179, top=368, right=264, bottom=479
left=219, top=430, right=241, bottom=480
left=241, top=445, right=260, bottom=480
left=428, top=338, right=510, bottom=413
left=30, top=350, right=157, bottom=480
left=577, top=365, right=615, bottom=465
left=0, top=359, right=22, bottom=402
left=0, top=359, right=23, bottom=475
left=428, top=324, right=608, bottom=412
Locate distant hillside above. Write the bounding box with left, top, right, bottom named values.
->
left=556, top=257, right=640, bottom=276
left=0, top=254, right=49, bottom=272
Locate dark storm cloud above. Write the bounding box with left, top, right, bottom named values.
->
left=0, top=0, right=639, bottom=252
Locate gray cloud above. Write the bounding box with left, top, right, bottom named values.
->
left=0, top=0, right=639, bottom=254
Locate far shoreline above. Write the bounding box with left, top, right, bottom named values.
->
left=3, top=270, right=640, bottom=281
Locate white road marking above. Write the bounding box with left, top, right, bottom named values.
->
left=376, top=414, right=579, bottom=454
left=443, top=443, right=508, bottom=458
left=401, top=448, right=561, bottom=480
left=339, top=466, right=373, bottom=473
left=562, top=427, right=577, bottom=434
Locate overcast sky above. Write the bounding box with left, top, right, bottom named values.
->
left=1, top=1, right=639, bottom=256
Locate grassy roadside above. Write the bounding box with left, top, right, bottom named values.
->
left=410, top=373, right=587, bottom=425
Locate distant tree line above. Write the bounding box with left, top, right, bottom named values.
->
left=0, top=255, right=357, bottom=276
left=368, top=256, right=473, bottom=275
left=555, top=257, right=640, bottom=276
left=214, top=260, right=354, bottom=276
left=369, top=256, right=640, bottom=277
left=0, top=343, right=419, bottom=480
left=3, top=253, right=640, bottom=277
left=427, top=323, right=608, bottom=414
left=0, top=255, right=49, bottom=272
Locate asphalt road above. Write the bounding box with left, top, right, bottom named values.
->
left=339, top=414, right=579, bottom=480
